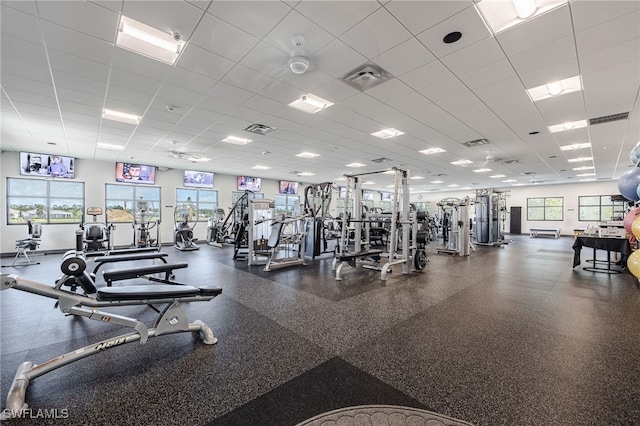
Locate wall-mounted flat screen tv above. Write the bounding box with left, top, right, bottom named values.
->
left=184, top=170, right=214, bottom=188
left=279, top=180, right=299, bottom=195
left=237, top=176, right=261, bottom=191
left=115, top=162, right=156, bottom=184
left=20, top=152, right=75, bottom=179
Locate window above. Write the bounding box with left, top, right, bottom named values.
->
left=527, top=197, right=563, bottom=221
left=578, top=195, right=628, bottom=221
left=274, top=194, right=300, bottom=216
left=105, top=184, right=161, bottom=223
left=7, top=178, right=84, bottom=224
left=176, top=188, right=218, bottom=221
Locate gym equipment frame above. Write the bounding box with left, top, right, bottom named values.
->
left=0, top=273, right=221, bottom=420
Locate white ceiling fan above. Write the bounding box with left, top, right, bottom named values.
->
left=287, top=35, right=315, bottom=75
left=168, top=141, right=211, bottom=163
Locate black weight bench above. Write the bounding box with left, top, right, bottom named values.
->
left=0, top=272, right=222, bottom=419
left=333, top=249, right=384, bottom=280
left=102, top=262, right=188, bottom=287
left=91, top=252, right=169, bottom=274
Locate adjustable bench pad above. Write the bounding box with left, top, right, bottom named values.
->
left=97, top=284, right=222, bottom=301
left=336, top=249, right=383, bottom=262
left=103, top=262, right=188, bottom=283
left=94, top=253, right=168, bottom=263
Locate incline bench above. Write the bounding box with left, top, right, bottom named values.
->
left=102, top=262, right=188, bottom=286
left=91, top=252, right=169, bottom=274
left=529, top=228, right=561, bottom=238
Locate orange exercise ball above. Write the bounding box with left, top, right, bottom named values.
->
left=627, top=250, right=640, bottom=278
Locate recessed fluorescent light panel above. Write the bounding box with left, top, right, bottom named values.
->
left=476, top=0, right=568, bottom=34
left=473, top=168, right=492, bottom=173
left=490, top=174, right=507, bottom=178
left=450, top=160, right=473, bottom=166
left=431, top=180, right=444, bottom=184
left=419, top=147, right=446, bottom=155
left=527, top=76, right=582, bottom=102
left=116, top=16, right=185, bottom=65
left=222, top=136, right=252, bottom=145
left=502, top=179, right=517, bottom=182
left=576, top=173, right=595, bottom=177
left=288, top=94, right=334, bottom=114
left=567, top=157, right=593, bottom=163
left=102, top=109, right=141, bottom=125
left=97, top=142, right=125, bottom=151
left=447, top=184, right=459, bottom=187
left=346, top=163, right=366, bottom=168
left=298, top=172, right=315, bottom=176
left=371, top=128, right=405, bottom=139
left=560, top=143, right=591, bottom=151
left=573, top=166, right=594, bottom=170
left=410, top=176, right=425, bottom=180
left=296, top=152, right=320, bottom=159
left=252, top=165, right=271, bottom=170
left=548, top=120, right=588, bottom=133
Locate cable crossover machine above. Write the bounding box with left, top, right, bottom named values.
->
left=333, top=167, right=427, bottom=280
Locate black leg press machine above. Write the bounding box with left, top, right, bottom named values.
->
left=0, top=234, right=222, bottom=420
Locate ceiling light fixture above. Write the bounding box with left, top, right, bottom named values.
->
left=288, top=93, right=334, bottom=114
left=296, top=152, right=320, bottom=158
left=473, top=168, right=492, bottom=173
left=475, top=0, right=567, bottom=34
left=527, top=76, right=582, bottom=101
left=450, top=160, right=473, bottom=166
left=102, top=109, right=141, bottom=125
left=567, top=157, right=593, bottom=162
left=346, top=163, right=366, bottom=168
left=513, top=0, right=537, bottom=18
left=288, top=56, right=311, bottom=74
left=371, top=128, right=405, bottom=139
left=116, top=16, right=185, bottom=65
left=548, top=119, right=588, bottom=133
left=97, top=142, right=125, bottom=151
left=560, top=143, right=591, bottom=151
left=419, top=147, right=446, bottom=155
left=573, top=166, right=594, bottom=170
left=490, top=174, right=507, bottom=178
left=297, top=172, right=315, bottom=176
left=252, top=165, right=271, bottom=170
left=222, top=136, right=252, bottom=145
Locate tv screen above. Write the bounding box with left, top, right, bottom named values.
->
left=381, top=192, right=392, bottom=200
left=115, top=162, right=156, bottom=184
left=20, top=152, right=75, bottom=179
left=237, top=176, right=261, bottom=191
left=279, top=181, right=298, bottom=195
left=184, top=170, right=214, bottom=188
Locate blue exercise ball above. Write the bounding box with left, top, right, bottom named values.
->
left=631, top=141, right=640, bottom=166
left=618, top=167, right=640, bottom=201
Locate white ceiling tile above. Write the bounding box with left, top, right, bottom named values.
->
left=156, top=84, right=206, bottom=107
left=37, top=1, right=118, bottom=42
left=314, top=39, right=368, bottom=78
left=1, top=5, right=42, bottom=45
left=518, top=58, right=579, bottom=88
left=47, top=50, right=111, bottom=82
left=340, top=8, right=413, bottom=59
left=2, top=1, right=37, bottom=15
left=1, top=36, right=49, bottom=68
left=185, top=0, right=211, bottom=12
left=385, top=1, right=473, bottom=35
left=177, top=44, right=235, bottom=81
left=398, top=60, right=456, bottom=91
left=190, top=13, right=259, bottom=62
left=583, top=76, right=640, bottom=119
left=1, top=57, right=51, bottom=84
left=166, top=67, right=219, bottom=94
left=295, top=0, right=381, bottom=37
left=417, top=77, right=470, bottom=102
left=574, top=10, right=640, bottom=56
left=496, top=4, right=572, bottom=56
left=262, top=10, right=334, bottom=56
left=207, top=1, right=291, bottom=39
left=209, top=81, right=254, bottom=105
left=313, top=79, right=360, bottom=103
left=416, top=5, right=491, bottom=59
left=579, top=39, right=640, bottom=75
left=459, top=60, right=518, bottom=90
left=570, top=0, right=640, bottom=32
left=440, top=37, right=505, bottom=76
left=373, top=37, right=436, bottom=77
left=223, top=65, right=277, bottom=95
left=508, top=35, right=577, bottom=78
left=40, top=20, right=114, bottom=65
left=277, top=68, right=334, bottom=93
left=239, top=41, right=290, bottom=79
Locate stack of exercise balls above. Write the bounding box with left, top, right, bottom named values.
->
left=621, top=141, right=640, bottom=278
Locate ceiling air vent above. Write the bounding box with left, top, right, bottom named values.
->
left=244, top=123, right=276, bottom=135
left=462, top=138, right=489, bottom=147
left=521, top=171, right=536, bottom=176
left=589, top=112, right=629, bottom=126
left=342, top=63, right=393, bottom=92
left=371, top=157, right=392, bottom=163
left=501, top=159, right=519, bottom=165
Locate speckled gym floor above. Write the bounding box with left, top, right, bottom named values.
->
left=1, top=234, right=639, bottom=425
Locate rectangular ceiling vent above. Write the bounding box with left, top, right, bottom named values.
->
left=521, top=171, right=536, bottom=176
left=342, top=62, right=393, bottom=92
left=462, top=138, right=489, bottom=147
left=589, top=112, right=629, bottom=126
left=371, top=157, right=392, bottom=163
left=501, top=159, right=519, bottom=165
left=244, top=123, right=276, bottom=135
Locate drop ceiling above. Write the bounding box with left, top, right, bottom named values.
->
left=1, top=0, right=639, bottom=192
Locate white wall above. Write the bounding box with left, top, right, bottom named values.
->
left=2, top=150, right=624, bottom=253
left=1, top=152, right=290, bottom=253
left=412, top=180, right=621, bottom=236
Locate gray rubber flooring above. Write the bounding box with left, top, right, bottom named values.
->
left=1, top=234, right=639, bottom=425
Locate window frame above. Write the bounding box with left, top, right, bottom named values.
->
left=578, top=195, right=628, bottom=222
left=176, top=188, right=219, bottom=222
left=105, top=183, right=162, bottom=224
left=527, top=197, right=563, bottom=221
left=7, top=177, right=85, bottom=225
